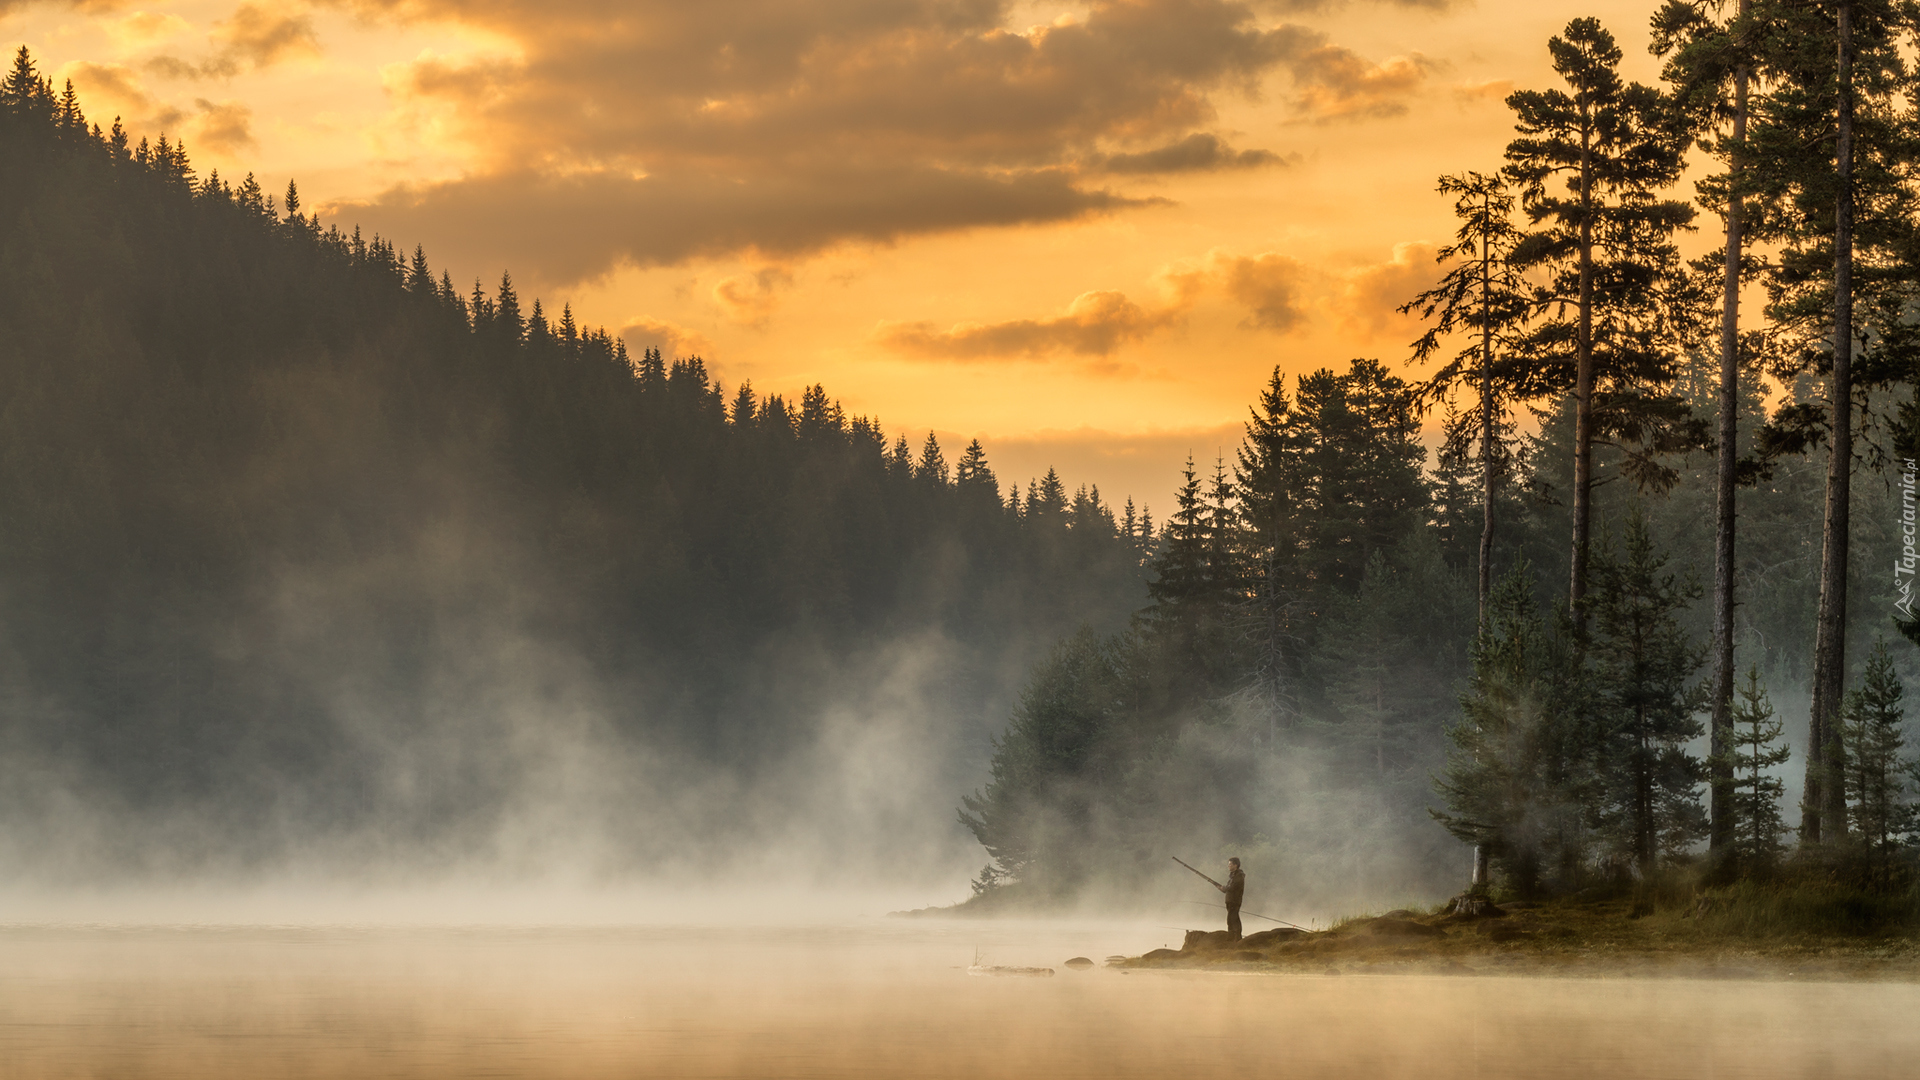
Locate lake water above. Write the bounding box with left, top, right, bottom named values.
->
left=1, top=919, right=1913, bottom=1078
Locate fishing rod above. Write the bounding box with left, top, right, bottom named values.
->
left=1178, top=900, right=1315, bottom=933
left=1171, top=855, right=1224, bottom=889
left=1172, top=856, right=1315, bottom=932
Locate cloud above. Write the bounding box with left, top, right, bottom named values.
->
left=58, top=60, right=185, bottom=130
left=620, top=317, right=713, bottom=360
left=875, top=290, right=1182, bottom=360
left=308, top=0, right=1421, bottom=282
left=877, top=245, right=1322, bottom=362
left=335, top=166, right=1156, bottom=284
left=190, top=98, right=255, bottom=155
left=1292, top=48, right=1436, bottom=122
left=711, top=266, right=793, bottom=329
left=1454, top=78, right=1515, bottom=104
left=1336, top=240, right=1438, bottom=338
left=1159, top=248, right=1313, bottom=331
left=108, top=11, right=194, bottom=46
left=1212, top=251, right=1313, bottom=330
left=0, top=0, right=129, bottom=11
left=1092, top=132, right=1287, bottom=175
left=146, top=1, right=321, bottom=80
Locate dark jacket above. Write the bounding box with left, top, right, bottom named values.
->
left=1223, top=867, right=1245, bottom=907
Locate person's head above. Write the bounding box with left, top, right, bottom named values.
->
left=1227, top=857, right=1240, bottom=869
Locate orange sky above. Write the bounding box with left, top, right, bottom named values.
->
left=2, top=0, right=1691, bottom=510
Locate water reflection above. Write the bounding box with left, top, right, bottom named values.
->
left=0, top=921, right=1908, bottom=1078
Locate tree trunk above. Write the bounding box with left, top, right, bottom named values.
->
left=1479, top=220, right=1496, bottom=626
left=1471, top=191, right=1499, bottom=889
left=1569, top=120, right=1595, bottom=616
left=1806, top=2, right=1854, bottom=845
left=1709, top=32, right=1750, bottom=860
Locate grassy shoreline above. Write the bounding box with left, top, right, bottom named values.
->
left=1113, top=886, right=1920, bottom=980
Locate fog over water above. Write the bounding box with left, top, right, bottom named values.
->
left=3, top=920, right=1912, bottom=1080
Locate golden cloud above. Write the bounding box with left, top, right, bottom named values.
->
left=711, top=266, right=794, bottom=329
left=147, top=1, right=321, bottom=80
left=1336, top=240, right=1439, bottom=338
left=190, top=98, right=255, bottom=155
left=318, top=0, right=1430, bottom=283
left=1092, top=132, right=1287, bottom=175
left=338, top=166, right=1157, bottom=285
left=620, top=317, right=713, bottom=361
left=1453, top=78, right=1515, bottom=104
left=1292, top=49, right=1436, bottom=122
left=58, top=60, right=184, bottom=130
left=875, top=290, right=1181, bottom=360
left=109, top=11, right=194, bottom=46
left=1158, top=248, right=1314, bottom=331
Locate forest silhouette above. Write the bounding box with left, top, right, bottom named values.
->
left=0, top=47, right=1149, bottom=877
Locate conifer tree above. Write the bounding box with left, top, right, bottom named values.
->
left=1585, top=509, right=1709, bottom=875
left=797, top=384, right=843, bottom=441
left=915, top=432, right=948, bottom=486
left=954, top=439, right=996, bottom=493
left=1504, top=18, right=1699, bottom=614
left=1653, top=0, right=1766, bottom=872
left=1030, top=468, right=1068, bottom=522
left=1739, top=0, right=1920, bottom=843
left=1403, top=170, right=1531, bottom=624
left=729, top=381, right=758, bottom=426
left=1148, top=457, right=1210, bottom=613
left=1715, top=665, right=1790, bottom=870
left=885, top=433, right=914, bottom=480
left=3, top=46, right=40, bottom=113
left=1842, top=639, right=1911, bottom=866
left=1434, top=563, right=1583, bottom=896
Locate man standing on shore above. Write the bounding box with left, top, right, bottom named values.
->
left=1219, top=857, right=1245, bottom=940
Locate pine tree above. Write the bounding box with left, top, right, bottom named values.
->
left=1714, top=665, right=1790, bottom=871
left=494, top=272, right=524, bottom=342
left=1434, top=563, right=1584, bottom=897
left=885, top=433, right=914, bottom=480
left=1403, top=170, right=1532, bottom=625
left=1653, top=0, right=1768, bottom=874
left=1739, top=0, right=1920, bottom=844
left=1585, top=509, right=1709, bottom=876
left=1504, top=17, right=1699, bottom=615
left=729, top=381, right=758, bottom=426
left=1148, top=457, right=1210, bottom=613
left=1030, top=468, right=1068, bottom=522
left=954, top=439, right=997, bottom=492
left=797, top=384, right=842, bottom=442
left=915, top=432, right=948, bottom=486
left=1842, top=639, right=1910, bottom=866
left=957, top=629, right=1127, bottom=894
left=408, top=245, right=434, bottom=296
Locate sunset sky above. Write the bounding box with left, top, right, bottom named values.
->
left=2, top=0, right=1686, bottom=509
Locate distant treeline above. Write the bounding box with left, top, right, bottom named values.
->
left=0, top=49, right=1148, bottom=872
left=961, top=8, right=1920, bottom=907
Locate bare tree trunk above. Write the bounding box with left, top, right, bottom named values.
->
left=1479, top=197, right=1497, bottom=626
left=1806, top=2, right=1854, bottom=845
left=1569, top=125, right=1595, bottom=616
left=1710, top=31, right=1750, bottom=860
left=1471, top=191, right=1499, bottom=889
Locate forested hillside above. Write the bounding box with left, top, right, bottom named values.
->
left=0, top=50, right=1147, bottom=877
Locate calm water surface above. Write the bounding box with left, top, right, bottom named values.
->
left=0, top=920, right=1911, bottom=1078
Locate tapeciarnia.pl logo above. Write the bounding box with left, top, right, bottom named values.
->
left=1897, top=458, right=1917, bottom=621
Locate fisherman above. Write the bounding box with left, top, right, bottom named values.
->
left=1218, top=857, right=1245, bottom=940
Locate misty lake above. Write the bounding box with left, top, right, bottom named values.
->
left=2, top=918, right=1915, bottom=1078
